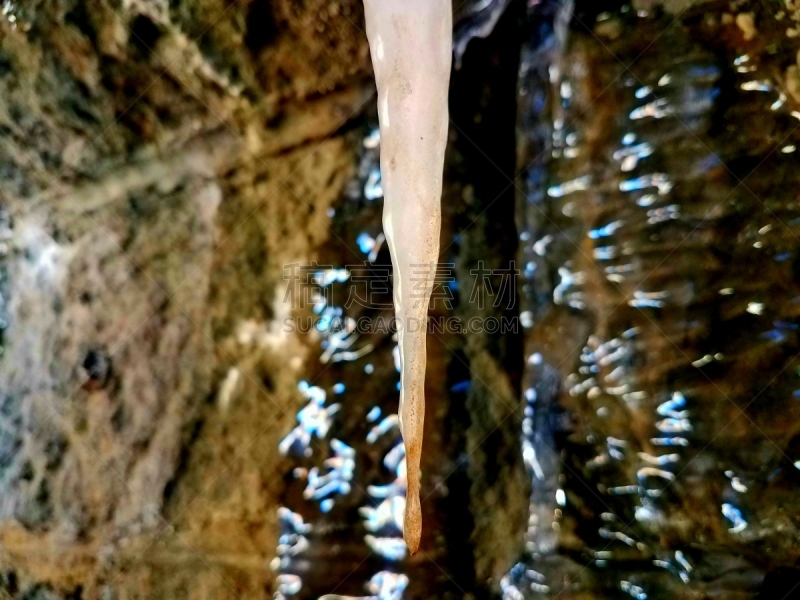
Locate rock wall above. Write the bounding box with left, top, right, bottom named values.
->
left=0, top=0, right=371, bottom=596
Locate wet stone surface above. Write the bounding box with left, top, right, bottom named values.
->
left=508, top=1, right=800, bottom=598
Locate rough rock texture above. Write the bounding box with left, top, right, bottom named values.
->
left=0, top=0, right=370, bottom=596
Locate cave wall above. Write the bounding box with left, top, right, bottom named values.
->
left=0, top=0, right=371, bottom=596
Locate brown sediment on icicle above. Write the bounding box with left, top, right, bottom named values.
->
left=402, top=384, right=424, bottom=553
left=404, top=471, right=422, bottom=553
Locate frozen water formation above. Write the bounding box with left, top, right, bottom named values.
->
left=363, top=0, right=452, bottom=554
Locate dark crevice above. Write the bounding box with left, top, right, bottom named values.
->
left=244, top=0, right=277, bottom=55
left=162, top=417, right=206, bottom=507
left=129, top=15, right=162, bottom=58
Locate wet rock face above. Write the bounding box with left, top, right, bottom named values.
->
left=512, top=0, right=800, bottom=597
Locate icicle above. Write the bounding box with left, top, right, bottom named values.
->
left=363, top=0, right=452, bottom=554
